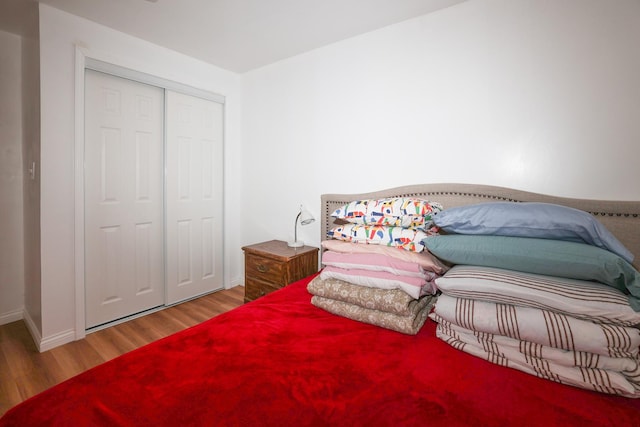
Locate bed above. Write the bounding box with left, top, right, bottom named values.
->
left=2, top=183, right=640, bottom=426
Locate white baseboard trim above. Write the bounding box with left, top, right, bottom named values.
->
left=0, top=307, right=24, bottom=326
left=22, top=311, right=76, bottom=352
left=22, top=310, right=42, bottom=350
left=227, top=276, right=243, bottom=289
left=39, top=329, right=76, bottom=352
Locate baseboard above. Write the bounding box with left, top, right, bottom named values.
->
left=39, top=328, right=76, bottom=352
left=22, top=311, right=76, bottom=352
left=22, top=310, right=42, bottom=350
left=227, top=276, right=244, bottom=289
left=0, top=307, right=24, bottom=326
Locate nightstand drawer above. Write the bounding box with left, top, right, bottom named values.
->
left=245, top=253, right=286, bottom=285
left=244, top=278, right=282, bottom=301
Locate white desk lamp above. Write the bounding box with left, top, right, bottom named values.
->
left=288, top=205, right=315, bottom=248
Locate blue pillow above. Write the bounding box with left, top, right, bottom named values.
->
left=433, top=202, right=633, bottom=263
left=423, top=235, right=640, bottom=311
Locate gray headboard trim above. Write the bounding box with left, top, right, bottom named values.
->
left=321, top=183, right=640, bottom=271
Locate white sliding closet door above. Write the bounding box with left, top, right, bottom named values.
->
left=166, top=91, right=224, bottom=304
left=84, top=70, right=165, bottom=328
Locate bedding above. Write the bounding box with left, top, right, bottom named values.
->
left=330, top=197, right=442, bottom=231
left=308, top=274, right=435, bottom=335
left=3, top=276, right=639, bottom=426
left=4, top=183, right=640, bottom=426
left=430, top=263, right=640, bottom=398
left=435, top=265, right=640, bottom=326
left=436, top=320, right=640, bottom=397
left=432, top=201, right=633, bottom=262
left=311, top=295, right=432, bottom=335
left=327, top=223, right=429, bottom=252
left=307, top=275, right=429, bottom=316
left=424, top=236, right=640, bottom=310
left=432, top=293, right=640, bottom=358
left=321, top=239, right=448, bottom=274
left=434, top=316, right=639, bottom=374
left=320, top=265, right=436, bottom=298
left=321, top=250, right=429, bottom=278
left=314, top=248, right=438, bottom=334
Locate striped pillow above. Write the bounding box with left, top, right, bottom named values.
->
left=435, top=265, right=640, bottom=327
left=423, top=235, right=640, bottom=311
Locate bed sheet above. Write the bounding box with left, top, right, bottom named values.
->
left=2, top=275, right=639, bottom=427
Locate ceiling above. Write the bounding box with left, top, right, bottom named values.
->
left=0, top=0, right=466, bottom=73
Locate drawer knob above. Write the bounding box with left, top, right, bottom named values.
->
left=256, top=264, right=267, bottom=273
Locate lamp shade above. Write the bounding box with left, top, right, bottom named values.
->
left=288, top=205, right=315, bottom=248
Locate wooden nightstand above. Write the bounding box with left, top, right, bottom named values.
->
left=242, top=240, right=319, bottom=303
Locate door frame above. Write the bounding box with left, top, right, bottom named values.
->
left=73, top=47, right=225, bottom=340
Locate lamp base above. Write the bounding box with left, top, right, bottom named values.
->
left=287, top=240, right=304, bottom=248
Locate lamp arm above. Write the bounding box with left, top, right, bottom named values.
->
left=293, top=211, right=302, bottom=244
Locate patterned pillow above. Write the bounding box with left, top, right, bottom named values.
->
left=327, top=224, right=427, bottom=252
left=331, top=198, right=443, bottom=231
left=435, top=265, right=640, bottom=326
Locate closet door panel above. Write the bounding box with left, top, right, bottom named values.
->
left=84, top=70, right=165, bottom=328
left=166, top=91, right=224, bottom=304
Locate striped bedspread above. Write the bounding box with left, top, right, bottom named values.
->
left=433, top=294, right=640, bottom=358
left=435, top=318, right=640, bottom=397
left=432, top=265, right=640, bottom=397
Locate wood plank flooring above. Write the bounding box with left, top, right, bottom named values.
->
left=0, top=285, right=244, bottom=417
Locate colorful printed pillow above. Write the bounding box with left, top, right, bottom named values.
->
left=433, top=202, right=633, bottom=263
left=328, top=224, right=427, bottom=252
left=331, top=198, right=443, bottom=231
left=423, top=234, right=640, bottom=311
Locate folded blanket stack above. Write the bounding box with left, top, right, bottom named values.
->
left=308, top=275, right=435, bottom=335
left=306, top=239, right=448, bottom=335
left=429, top=265, right=640, bottom=397
left=320, top=250, right=439, bottom=298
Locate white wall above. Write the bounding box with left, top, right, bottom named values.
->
left=241, top=0, right=640, bottom=250
left=24, top=0, right=640, bottom=350
left=37, top=4, right=242, bottom=349
left=21, top=6, right=41, bottom=335
left=0, top=30, right=25, bottom=324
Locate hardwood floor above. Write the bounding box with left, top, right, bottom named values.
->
left=0, top=285, right=244, bottom=417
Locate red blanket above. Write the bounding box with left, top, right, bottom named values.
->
left=2, top=275, right=639, bottom=426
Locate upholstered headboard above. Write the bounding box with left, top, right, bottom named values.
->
left=321, top=183, right=640, bottom=271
